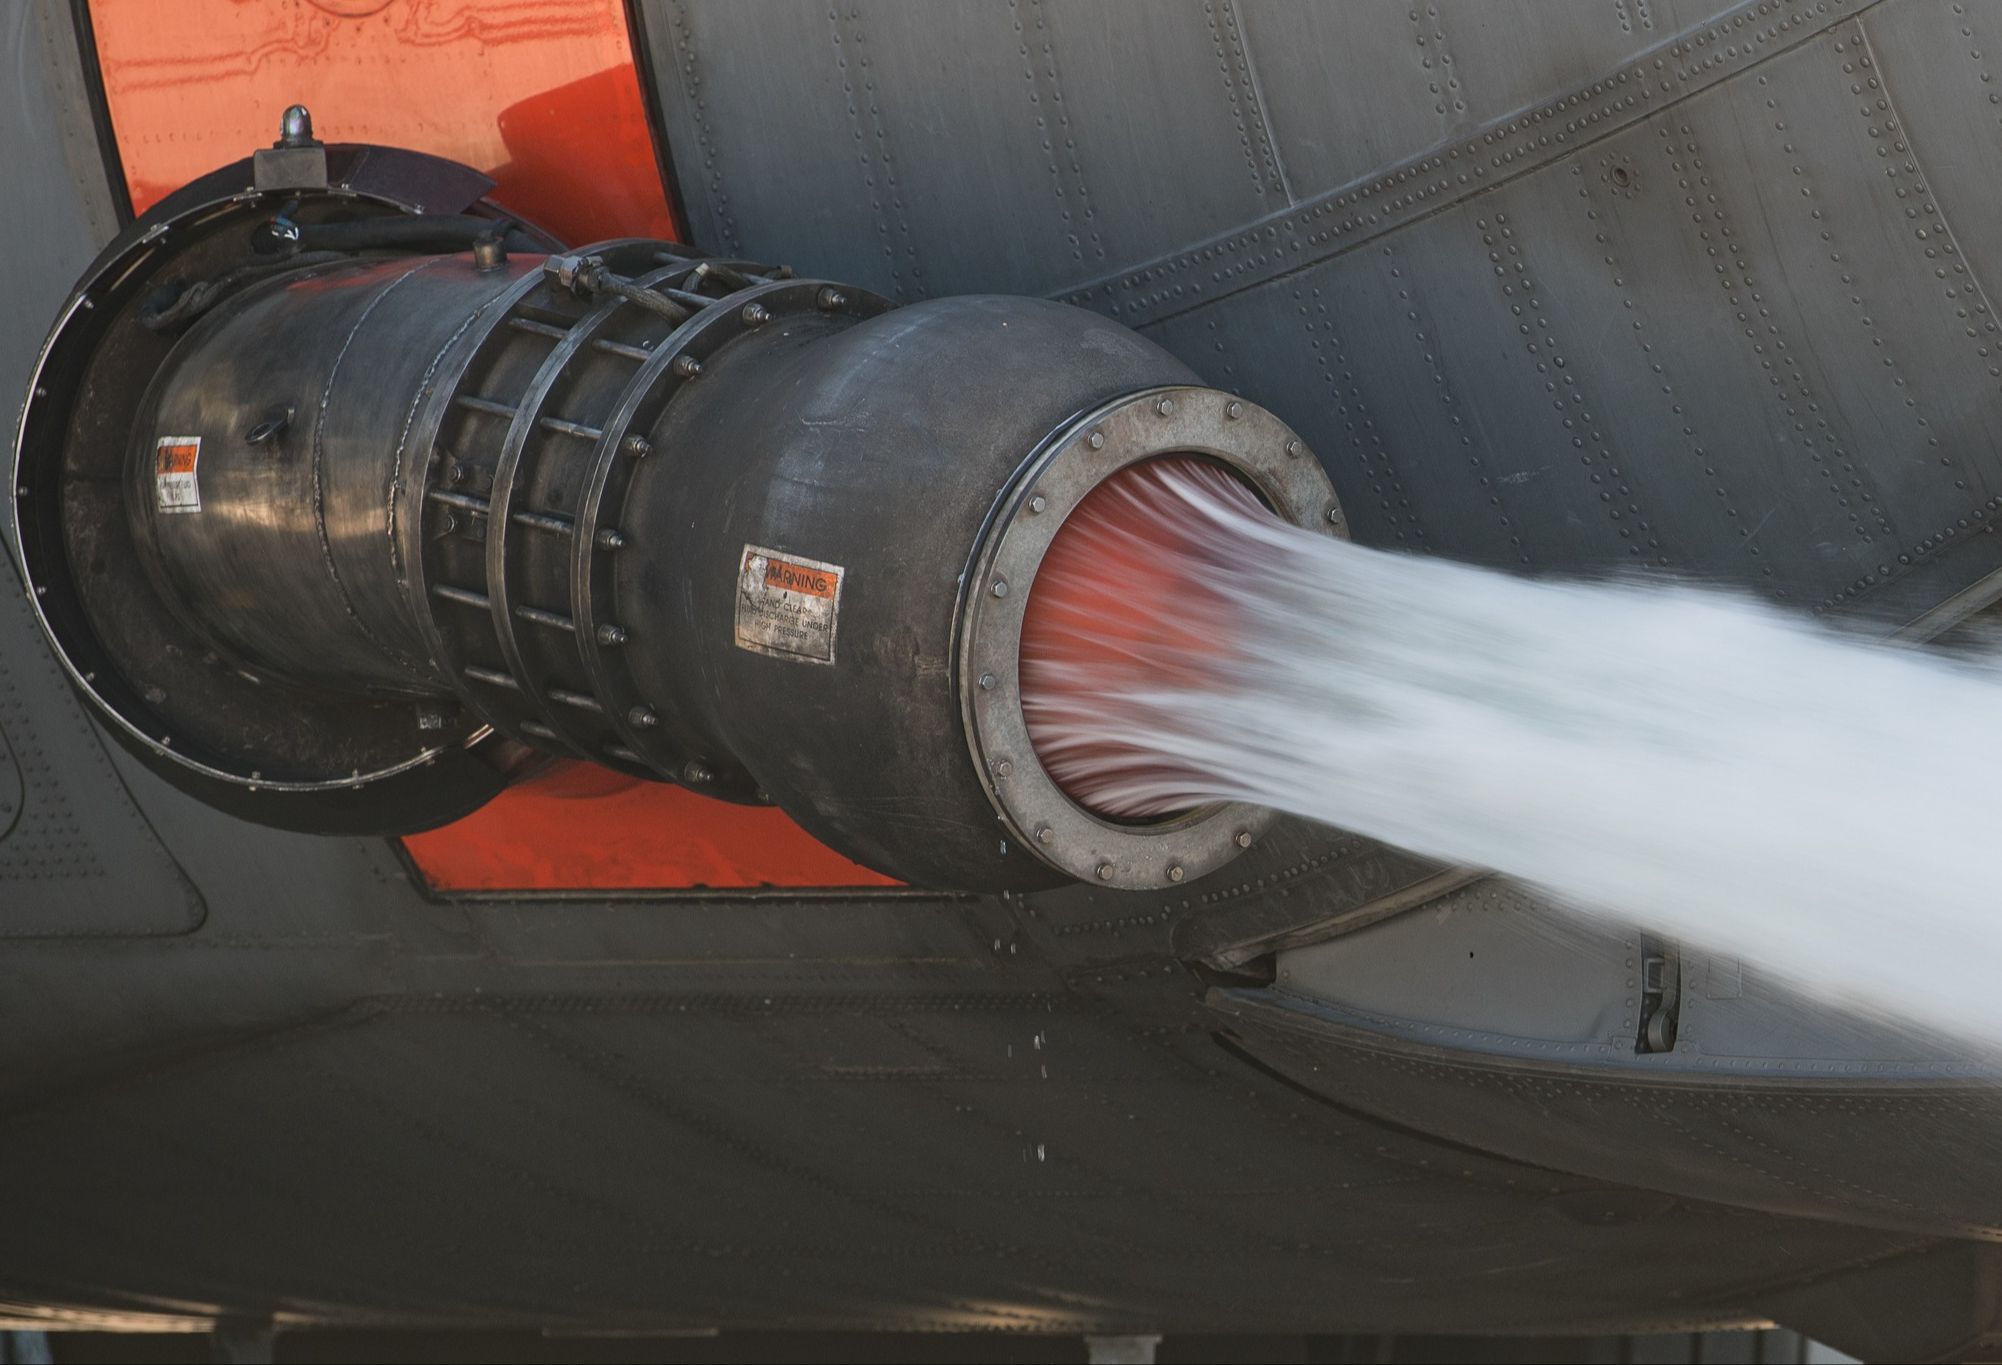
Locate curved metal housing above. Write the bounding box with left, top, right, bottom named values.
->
left=960, top=387, right=1342, bottom=890
left=13, top=146, right=1347, bottom=890
left=10, top=143, right=533, bottom=834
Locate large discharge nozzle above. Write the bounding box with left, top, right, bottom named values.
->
left=12, top=143, right=1344, bottom=892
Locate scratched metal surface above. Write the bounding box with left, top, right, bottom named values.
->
left=643, top=0, right=2002, bottom=627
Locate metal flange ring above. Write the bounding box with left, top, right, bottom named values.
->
left=957, top=384, right=1346, bottom=891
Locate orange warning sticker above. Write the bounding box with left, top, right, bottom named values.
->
left=736, top=544, right=844, bottom=664
left=154, top=436, right=202, bottom=512
left=761, top=555, right=839, bottom=599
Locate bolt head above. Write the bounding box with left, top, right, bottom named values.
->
left=1028, top=495, right=1047, bottom=515
left=621, top=434, right=653, bottom=459
left=1226, top=400, right=1244, bottom=419
left=1285, top=439, right=1302, bottom=458
left=1167, top=865, right=1185, bottom=883
left=596, top=528, right=627, bottom=550
left=996, top=760, right=1013, bottom=777
left=742, top=302, right=770, bottom=325
left=816, top=287, right=848, bottom=310
left=1087, top=430, right=1105, bottom=450
left=979, top=673, right=996, bottom=690
left=682, top=762, right=713, bottom=784
left=596, top=624, right=627, bottom=646
left=1095, top=863, right=1114, bottom=881
left=627, top=705, right=658, bottom=729
left=1234, top=830, right=1253, bottom=848
left=1326, top=508, right=1343, bottom=525
left=1155, top=396, right=1175, bottom=416
left=992, top=579, right=1009, bottom=598
left=278, top=104, right=315, bottom=147
left=1036, top=826, right=1054, bottom=844
left=673, top=354, right=703, bottom=378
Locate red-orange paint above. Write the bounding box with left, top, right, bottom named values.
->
left=86, top=0, right=678, bottom=245
left=403, top=763, right=902, bottom=892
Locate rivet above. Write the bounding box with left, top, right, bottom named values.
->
left=1155, top=396, right=1175, bottom=416
left=742, top=301, right=771, bottom=326
left=1028, top=495, right=1047, bottom=515
left=1087, top=430, right=1105, bottom=450
left=816, top=287, right=848, bottom=310
left=992, top=579, right=1009, bottom=597
left=1095, top=863, right=1114, bottom=881
left=1234, top=831, right=1253, bottom=848
left=595, top=623, right=627, bottom=646
left=1167, top=864, right=1185, bottom=883
left=621, top=434, right=653, bottom=459
left=673, top=354, right=703, bottom=378
left=628, top=705, right=659, bottom=729
left=979, top=672, right=996, bottom=689
left=1226, top=400, right=1243, bottom=419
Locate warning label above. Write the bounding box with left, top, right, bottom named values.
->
left=735, top=544, right=844, bottom=665
left=154, top=436, right=202, bottom=513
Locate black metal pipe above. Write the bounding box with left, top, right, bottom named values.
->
left=17, top=143, right=1342, bottom=888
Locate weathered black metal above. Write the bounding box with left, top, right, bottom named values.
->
left=10, top=142, right=542, bottom=834
left=621, top=294, right=1211, bottom=888
left=19, top=143, right=1338, bottom=887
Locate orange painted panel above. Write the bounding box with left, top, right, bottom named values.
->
left=403, top=764, right=903, bottom=892
left=86, top=0, right=678, bottom=246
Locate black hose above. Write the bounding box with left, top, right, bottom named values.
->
left=252, top=213, right=533, bottom=257
left=143, top=212, right=535, bottom=333
left=137, top=253, right=349, bottom=333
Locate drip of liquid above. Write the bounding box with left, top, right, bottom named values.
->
left=1021, top=457, right=2002, bottom=1045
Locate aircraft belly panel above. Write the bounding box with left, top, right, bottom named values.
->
left=642, top=0, right=2002, bottom=621
left=0, top=549, right=204, bottom=938
left=0, top=987, right=1934, bottom=1334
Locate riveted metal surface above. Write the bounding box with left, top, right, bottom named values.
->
left=1, top=1, right=119, bottom=541
left=0, top=545, right=202, bottom=936
left=1213, top=979, right=2002, bottom=1242
left=641, top=0, right=2002, bottom=628
left=0, top=707, right=21, bottom=845
left=958, top=385, right=1342, bottom=889
left=9, top=2, right=2002, bottom=1352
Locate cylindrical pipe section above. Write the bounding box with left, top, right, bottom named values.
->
left=99, top=236, right=1341, bottom=890
left=130, top=254, right=537, bottom=696
left=622, top=294, right=1205, bottom=888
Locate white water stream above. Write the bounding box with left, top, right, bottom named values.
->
left=1022, top=458, right=2002, bottom=1046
